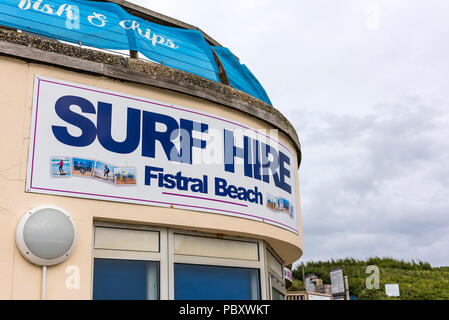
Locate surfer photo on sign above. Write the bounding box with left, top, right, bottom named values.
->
left=59, top=159, right=65, bottom=175
left=104, top=165, right=110, bottom=178
left=50, top=157, right=71, bottom=177
left=93, top=161, right=115, bottom=184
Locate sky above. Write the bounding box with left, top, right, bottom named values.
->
left=128, top=0, right=449, bottom=267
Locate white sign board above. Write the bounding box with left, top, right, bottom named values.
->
left=284, top=267, right=293, bottom=283
left=330, top=268, right=345, bottom=296
left=26, top=76, right=299, bottom=233
left=305, top=275, right=316, bottom=292
left=385, top=284, right=400, bottom=297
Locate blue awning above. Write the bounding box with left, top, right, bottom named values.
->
left=0, top=0, right=272, bottom=104
left=212, top=46, right=272, bottom=105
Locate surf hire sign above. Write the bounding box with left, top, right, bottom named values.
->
left=26, top=76, right=299, bottom=233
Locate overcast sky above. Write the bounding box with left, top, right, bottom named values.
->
left=129, top=0, right=449, bottom=267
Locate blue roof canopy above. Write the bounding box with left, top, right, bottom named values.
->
left=0, top=0, right=272, bottom=104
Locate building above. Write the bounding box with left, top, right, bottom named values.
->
left=0, top=0, right=302, bottom=300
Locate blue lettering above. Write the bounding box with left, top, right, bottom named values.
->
left=51, top=95, right=97, bottom=147
left=179, top=119, right=208, bottom=164
left=261, top=143, right=279, bottom=185
left=228, top=185, right=238, bottom=199
left=223, top=129, right=292, bottom=194
left=51, top=96, right=292, bottom=195
left=145, top=166, right=208, bottom=194
left=142, top=111, right=179, bottom=161
left=215, top=177, right=228, bottom=197
left=278, top=151, right=291, bottom=194
left=163, top=174, right=176, bottom=189
left=252, top=138, right=262, bottom=181
left=215, top=177, right=263, bottom=205
left=145, top=166, right=163, bottom=186
left=224, top=129, right=253, bottom=177
left=97, top=102, right=141, bottom=154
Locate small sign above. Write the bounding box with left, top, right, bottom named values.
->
left=330, top=268, right=345, bottom=297
left=284, top=267, right=293, bottom=283
left=385, top=284, right=400, bottom=297
left=305, top=275, right=316, bottom=292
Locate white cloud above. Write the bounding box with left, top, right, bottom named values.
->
left=295, top=96, right=449, bottom=266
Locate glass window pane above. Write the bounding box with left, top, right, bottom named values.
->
left=93, top=258, right=159, bottom=300
left=266, top=251, right=283, bottom=278
left=174, top=264, right=260, bottom=300
left=272, top=288, right=284, bottom=300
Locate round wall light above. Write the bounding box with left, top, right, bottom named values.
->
left=15, top=206, right=77, bottom=266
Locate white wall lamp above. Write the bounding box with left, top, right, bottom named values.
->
left=15, top=206, right=77, bottom=300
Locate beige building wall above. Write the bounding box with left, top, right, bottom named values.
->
left=0, top=55, right=302, bottom=300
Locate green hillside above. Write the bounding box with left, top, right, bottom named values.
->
left=289, top=258, right=449, bottom=300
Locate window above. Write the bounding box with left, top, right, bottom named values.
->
left=271, top=287, right=284, bottom=301
left=92, top=223, right=166, bottom=300
left=266, top=248, right=286, bottom=300
left=169, top=231, right=266, bottom=300
left=174, top=264, right=260, bottom=300
left=92, top=223, right=275, bottom=300
left=93, top=259, right=159, bottom=300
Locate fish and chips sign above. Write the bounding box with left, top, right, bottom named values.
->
left=26, top=77, right=299, bottom=233
left=0, top=0, right=220, bottom=81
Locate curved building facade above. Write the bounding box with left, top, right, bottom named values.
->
left=0, top=0, right=302, bottom=300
